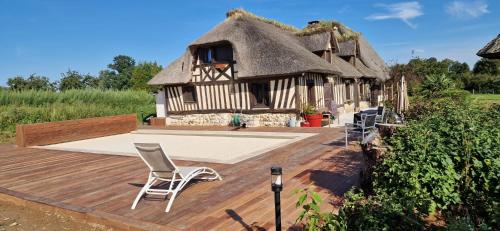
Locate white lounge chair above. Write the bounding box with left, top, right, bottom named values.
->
left=131, top=143, right=222, bottom=212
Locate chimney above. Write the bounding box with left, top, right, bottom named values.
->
left=308, top=20, right=319, bottom=26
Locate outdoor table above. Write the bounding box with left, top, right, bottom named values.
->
left=353, top=109, right=378, bottom=124
left=322, top=112, right=333, bottom=127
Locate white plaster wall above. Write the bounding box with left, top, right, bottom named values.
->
left=155, top=89, right=166, bottom=118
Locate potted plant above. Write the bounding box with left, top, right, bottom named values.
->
left=303, top=104, right=322, bottom=127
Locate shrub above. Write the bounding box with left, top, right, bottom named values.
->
left=418, top=74, right=455, bottom=97
left=294, top=188, right=347, bottom=231
left=342, top=190, right=424, bottom=230
left=294, top=188, right=424, bottom=231
left=406, top=90, right=471, bottom=120
left=374, top=102, right=499, bottom=228
left=0, top=89, right=155, bottom=143
left=295, top=98, right=499, bottom=230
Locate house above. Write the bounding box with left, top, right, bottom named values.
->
left=148, top=9, right=389, bottom=126
left=477, top=34, right=500, bottom=59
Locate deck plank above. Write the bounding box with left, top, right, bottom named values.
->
left=0, top=127, right=363, bottom=230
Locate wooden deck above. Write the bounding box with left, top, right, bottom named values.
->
left=0, top=127, right=363, bottom=230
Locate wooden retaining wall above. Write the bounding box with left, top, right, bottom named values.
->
left=16, top=114, right=137, bottom=147
left=149, top=117, right=166, bottom=127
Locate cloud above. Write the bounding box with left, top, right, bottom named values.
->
left=446, top=1, right=489, bottom=19
left=366, top=1, right=423, bottom=29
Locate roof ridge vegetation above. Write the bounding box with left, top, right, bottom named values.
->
left=226, top=8, right=360, bottom=41
left=226, top=8, right=300, bottom=33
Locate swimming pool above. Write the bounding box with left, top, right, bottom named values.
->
left=38, top=129, right=317, bottom=164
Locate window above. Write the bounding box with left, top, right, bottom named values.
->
left=198, top=48, right=212, bottom=64
left=250, top=82, right=270, bottom=108
left=198, top=44, right=233, bottom=64
left=182, top=86, right=197, bottom=103
left=213, top=45, right=233, bottom=62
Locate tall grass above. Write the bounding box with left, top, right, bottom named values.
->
left=0, top=89, right=155, bottom=143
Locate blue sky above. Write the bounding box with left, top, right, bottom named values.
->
left=1, top=0, right=498, bottom=85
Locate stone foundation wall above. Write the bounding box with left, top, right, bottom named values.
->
left=165, top=113, right=297, bottom=127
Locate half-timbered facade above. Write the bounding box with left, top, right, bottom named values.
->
left=149, top=10, right=389, bottom=126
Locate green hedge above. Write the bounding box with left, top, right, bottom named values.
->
left=0, top=89, right=155, bottom=143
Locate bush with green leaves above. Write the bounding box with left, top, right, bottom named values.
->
left=406, top=90, right=471, bottom=120
left=374, top=100, right=499, bottom=228
left=0, top=89, right=155, bottom=143
left=295, top=92, right=498, bottom=230
left=418, top=74, right=455, bottom=97
left=294, top=188, right=424, bottom=231
left=341, top=190, right=424, bottom=230
left=294, top=188, right=347, bottom=231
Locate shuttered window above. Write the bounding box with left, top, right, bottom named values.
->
left=250, top=82, right=270, bottom=108
left=182, top=86, right=197, bottom=103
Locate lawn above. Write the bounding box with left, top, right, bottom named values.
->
left=471, top=94, right=500, bottom=107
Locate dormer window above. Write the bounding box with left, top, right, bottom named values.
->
left=198, top=44, right=233, bottom=64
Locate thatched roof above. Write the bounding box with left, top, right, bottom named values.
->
left=354, top=58, right=378, bottom=78
left=150, top=16, right=362, bottom=85
left=297, top=20, right=360, bottom=42
left=332, top=56, right=362, bottom=77
left=477, top=34, right=500, bottom=59
left=357, top=36, right=390, bottom=80
left=224, top=9, right=360, bottom=41
left=338, top=40, right=356, bottom=57
left=148, top=51, right=192, bottom=85
left=149, top=9, right=388, bottom=85
left=298, top=32, right=331, bottom=52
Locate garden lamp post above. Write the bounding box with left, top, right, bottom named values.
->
left=271, top=166, right=283, bottom=231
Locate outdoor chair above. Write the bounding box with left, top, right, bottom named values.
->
left=375, top=106, right=386, bottom=124
left=345, top=113, right=377, bottom=148
left=131, top=143, right=222, bottom=212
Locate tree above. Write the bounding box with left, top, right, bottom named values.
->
left=104, top=55, right=136, bottom=90
left=7, top=74, right=56, bottom=91
left=473, top=58, right=498, bottom=75
left=82, top=74, right=99, bottom=89
left=108, top=55, right=136, bottom=74
left=59, top=70, right=84, bottom=91
left=419, top=74, right=454, bottom=97
left=25, top=74, right=56, bottom=91
left=131, top=62, right=162, bottom=91
left=449, top=62, right=470, bottom=75
left=408, top=57, right=451, bottom=77
left=7, top=76, right=28, bottom=90
left=97, top=70, right=118, bottom=90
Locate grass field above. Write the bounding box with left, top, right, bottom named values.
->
left=471, top=94, right=500, bottom=107
left=0, top=89, right=155, bottom=144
